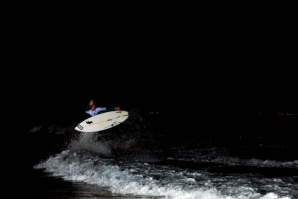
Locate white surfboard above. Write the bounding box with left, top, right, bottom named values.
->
left=75, top=110, right=129, bottom=133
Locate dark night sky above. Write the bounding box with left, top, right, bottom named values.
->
left=5, top=8, right=297, bottom=124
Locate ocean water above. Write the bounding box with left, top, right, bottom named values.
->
left=1, top=110, right=297, bottom=199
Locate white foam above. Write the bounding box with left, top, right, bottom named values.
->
left=33, top=122, right=297, bottom=199
left=34, top=149, right=295, bottom=199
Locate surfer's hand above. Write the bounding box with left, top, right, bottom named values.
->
left=114, top=106, right=120, bottom=111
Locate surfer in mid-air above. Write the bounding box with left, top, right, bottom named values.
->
left=86, top=99, right=120, bottom=117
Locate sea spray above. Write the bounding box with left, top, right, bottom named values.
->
left=68, top=132, right=111, bottom=155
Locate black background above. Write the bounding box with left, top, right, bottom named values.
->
left=3, top=5, right=297, bottom=132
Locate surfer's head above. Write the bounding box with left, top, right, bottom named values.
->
left=89, top=100, right=96, bottom=110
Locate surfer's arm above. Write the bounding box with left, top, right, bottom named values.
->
left=93, top=107, right=107, bottom=114
left=86, top=110, right=93, bottom=116
left=96, top=107, right=106, bottom=111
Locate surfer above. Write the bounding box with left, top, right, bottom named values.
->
left=86, top=99, right=120, bottom=117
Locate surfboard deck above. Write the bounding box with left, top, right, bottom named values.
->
left=75, top=110, right=129, bottom=133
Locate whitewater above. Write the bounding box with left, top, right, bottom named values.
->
left=34, top=127, right=298, bottom=199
